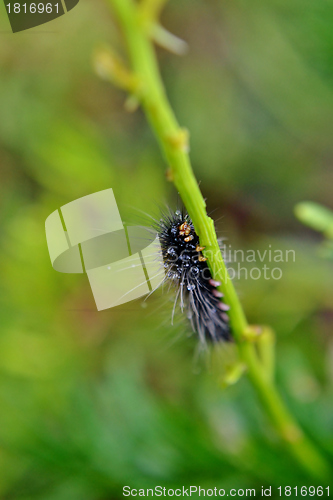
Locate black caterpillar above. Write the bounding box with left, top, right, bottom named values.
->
left=156, top=209, right=231, bottom=343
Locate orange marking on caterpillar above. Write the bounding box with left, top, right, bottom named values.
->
left=179, top=222, right=190, bottom=236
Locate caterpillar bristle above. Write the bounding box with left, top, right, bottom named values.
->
left=155, top=208, right=231, bottom=344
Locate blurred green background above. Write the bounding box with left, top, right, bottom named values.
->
left=0, top=0, right=332, bottom=498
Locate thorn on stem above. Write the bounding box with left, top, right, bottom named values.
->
left=151, top=24, right=188, bottom=56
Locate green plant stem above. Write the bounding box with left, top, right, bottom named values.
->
left=107, top=0, right=330, bottom=479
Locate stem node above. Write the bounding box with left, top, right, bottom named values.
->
left=166, top=128, right=190, bottom=152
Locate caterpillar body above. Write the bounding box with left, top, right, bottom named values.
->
left=156, top=209, right=231, bottom=344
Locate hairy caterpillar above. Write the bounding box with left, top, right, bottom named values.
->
left=156, top=209, right=231, bottom=344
